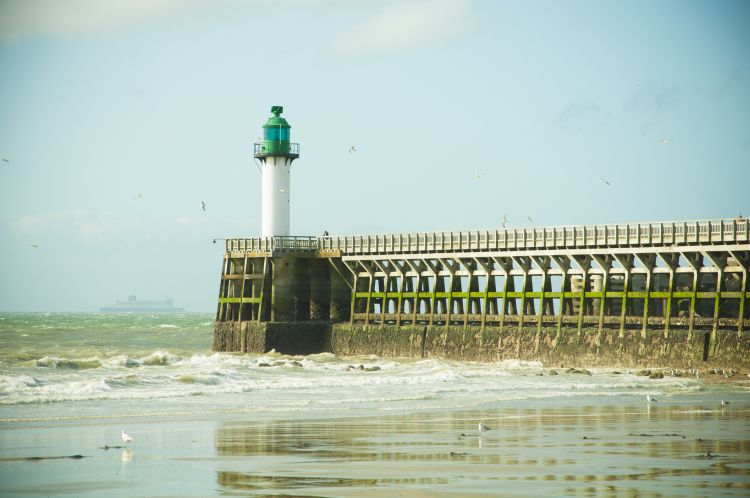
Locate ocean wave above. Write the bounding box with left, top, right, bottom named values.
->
left=0, top=374, right=39, bottom=395
left=141, top=351, right=180, bottom=366
left=35, top=356, right=102, bottom=370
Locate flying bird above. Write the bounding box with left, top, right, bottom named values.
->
left=201, top=201, right=207, bottom=212
left=132, top=193, right=143, bottom=200
left=121, top=429, right=133, bottom=445
left=471, top=173, right=481, bottom=181
left=526, top=216, right=533, bottom=223
left=600, top=178, right=611, bottom=186
left=348, top=146, right=357, bottom=154
left=502, top=214, right=508, bottom=229
left=1, top=158, right=8, bottom=164
left=31, top=244, right=38, bottom=249
left=658, top=138, right=671, bottom=145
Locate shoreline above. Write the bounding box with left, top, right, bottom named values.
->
left=2, top=395, right=749, bottom=498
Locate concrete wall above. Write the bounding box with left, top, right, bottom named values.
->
left=213, top=320, right=749, bottom=368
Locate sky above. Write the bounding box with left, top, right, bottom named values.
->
left=1, top=0, right=748, bottom=312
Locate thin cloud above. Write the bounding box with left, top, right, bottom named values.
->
left=0, top=0, right=183, bottom=43
left=0, top=0, right=342, bottom=43
left=555, top=102, right=608, bottom=127
left=331, top=0, right=471, bottom=55
left=625, top=84, right=683, bottom=112
left=11, top=209, right=258, bottom=247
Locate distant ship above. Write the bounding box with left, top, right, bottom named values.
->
left=100, top=295, right=185, bottom=313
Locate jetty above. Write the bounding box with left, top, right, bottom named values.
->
left=213, top=107, right=749, bottom=367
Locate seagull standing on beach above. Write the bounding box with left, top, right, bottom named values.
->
left=478, top=421, right=492, bottom=432
left=121, top=429, right=133, bottom=445
left=721, top=400, right=730, bottom=406
left=646, top=394, right=658, bottom=403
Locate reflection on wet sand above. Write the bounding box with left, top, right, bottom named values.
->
left=216, top=404, right=750, bottom=497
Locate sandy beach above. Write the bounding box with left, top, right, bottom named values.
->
left=2, top=396, right=749, bottom=498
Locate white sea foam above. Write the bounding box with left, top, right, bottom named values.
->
left=0, top=374, right=39, bottom=394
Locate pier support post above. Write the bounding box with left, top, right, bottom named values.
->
left=636, top=254, right=656, bottom=338
left=329, top=260, right=352, bottom=323
left=309, top=259, right=331, bottom=321
left=684, top=252, right=702, bottom=338
left=614, top=254, right=633, bottom=338
left=731, top=251, right=748, bottom=336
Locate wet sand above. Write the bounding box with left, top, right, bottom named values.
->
left=1, top=396, right=749, bottom=497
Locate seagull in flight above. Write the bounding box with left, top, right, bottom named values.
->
left=600, top=178, right=611, bottom=186
left=132, top=193, right=143, bottom=200
left=658, top=138, right=671, bottom=145
left=31, top=244, right=39, bottom=249
left=526, top=215, right=533, bottom=223
left=471, top=173, right=481, bottom=181
left=121, top=429, right=133, bottom=445
left=502, top=214, right=508, bottom=229
left=1, top=158, right=8, bottom=164
left=201, top=201, right=207, bottom=212
left=348, top=146, right=357, bottom=154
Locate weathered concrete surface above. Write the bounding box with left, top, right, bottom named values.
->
left=213, top=321, right=329, bottom=355
left=329, top=324, right=424, bottom=358
left=213, top=321, right=749, bottom=368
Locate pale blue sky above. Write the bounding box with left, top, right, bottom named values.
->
left=1, top=0, right=748, bottom=312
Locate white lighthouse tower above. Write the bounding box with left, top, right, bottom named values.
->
left=254, top=106, right=300, bottom=237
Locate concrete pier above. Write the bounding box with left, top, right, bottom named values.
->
left=214, top=218, right=750, bottom=367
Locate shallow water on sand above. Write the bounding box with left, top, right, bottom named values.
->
left=1, top=313, right=749, bottom=497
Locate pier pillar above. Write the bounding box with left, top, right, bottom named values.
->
left=271, top=257, right=310, bottom=321
left=309, top=259, right=331, bottom=321
left=330, top=268, right=351, bottom=322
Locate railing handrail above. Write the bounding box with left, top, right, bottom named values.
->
left=224, top=218, right=749, bottom=255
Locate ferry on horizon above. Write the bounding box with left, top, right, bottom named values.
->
left=100, top=295, right=185, bottom=313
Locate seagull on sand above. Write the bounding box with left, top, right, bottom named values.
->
left=721, top=400, right=730, bottom=406
left=478, top=420, right=492, bottom=432
left=121, top=429, right=133, bottom=445
left=201, top=201, right=207, bottom=212
left=646, top=394, right=658, bottom=403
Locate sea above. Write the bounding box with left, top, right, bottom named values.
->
left=1, top=312, right=748, bottom=497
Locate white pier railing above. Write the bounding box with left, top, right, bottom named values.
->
left=225, top=218, right=749, bottom=255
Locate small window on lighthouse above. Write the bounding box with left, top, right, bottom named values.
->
left=265, top=128, right=279, bottom=141
left=265, top=127, right=289, bottom=141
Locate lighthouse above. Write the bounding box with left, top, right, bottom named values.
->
left=254, top=106, right=300, bottom=237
